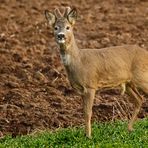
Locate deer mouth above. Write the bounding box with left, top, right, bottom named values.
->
left=57, top=38, right=66, bottom=44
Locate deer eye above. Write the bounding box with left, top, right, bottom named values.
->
left=66, top=26, right=70, bottom=30
left=54, top=26, right=58, bottom=31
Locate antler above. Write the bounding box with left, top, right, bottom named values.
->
left=64, top=7, right=71, bottom=17
left=54, top=8, right=62, bottom=18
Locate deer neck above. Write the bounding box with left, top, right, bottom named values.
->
left=59, top=35, right=80, bottom=66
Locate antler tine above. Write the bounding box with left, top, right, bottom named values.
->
left=54, top=8, right=62, bottom=18
left=64, top=7, right=71, bottom=17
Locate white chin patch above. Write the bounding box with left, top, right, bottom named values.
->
left=58, top=39, right=65, bottom=43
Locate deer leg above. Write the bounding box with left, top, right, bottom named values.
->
left=82, top=88, right=96, bottom=138
left=127, top=85, right=143, bottom=131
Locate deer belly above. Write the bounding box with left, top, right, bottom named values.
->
left=97, top=72, right=130, bottom=89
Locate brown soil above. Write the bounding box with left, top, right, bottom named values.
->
left=0, top=0, right=147, bottom=137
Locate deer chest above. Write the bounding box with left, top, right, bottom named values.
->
left=60, top=54, right=71, bottom=66
left=65, top=66, right=86, bottom=93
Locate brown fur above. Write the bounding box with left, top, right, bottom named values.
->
left=45, top=7, right=148, bottom=138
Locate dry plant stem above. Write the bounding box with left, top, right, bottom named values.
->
left=115, top=98, right=128, bottom=120
left=121, top=99, right=132, bottom=119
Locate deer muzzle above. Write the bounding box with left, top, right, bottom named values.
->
left=57, top=33, right=66, bottom=43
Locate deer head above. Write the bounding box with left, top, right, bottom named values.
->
left=45, top=7, right=77, bottom=48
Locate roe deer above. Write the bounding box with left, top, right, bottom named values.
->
left=45, top=7, right=148, bottom=138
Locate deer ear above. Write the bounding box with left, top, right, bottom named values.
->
left=67, top=8, right=77, bottom=25
left=45, top=10, right=56, bottom=26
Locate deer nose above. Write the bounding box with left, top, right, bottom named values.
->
left=57, top=33, right=65, bottom=40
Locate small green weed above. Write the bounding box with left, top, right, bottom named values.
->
left=0, top=118, right=147, bottom=148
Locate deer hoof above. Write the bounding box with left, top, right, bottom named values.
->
left=86, top=134, right=92, bottom=139
left=128, top=125, right=134, bottom=132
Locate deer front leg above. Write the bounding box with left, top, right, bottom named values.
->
left=82, top=88, right=96, bottom=138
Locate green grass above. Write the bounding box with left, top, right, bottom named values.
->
left=0, top=118, right=148, bottom=148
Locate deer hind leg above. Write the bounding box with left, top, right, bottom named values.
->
left=82, top=88, right=96, bottom=138
left=139, top=82, right=148, bottom=95
left=127, top=85, right=143, bottom=131
left=134, top=71, right=148, bottom=94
